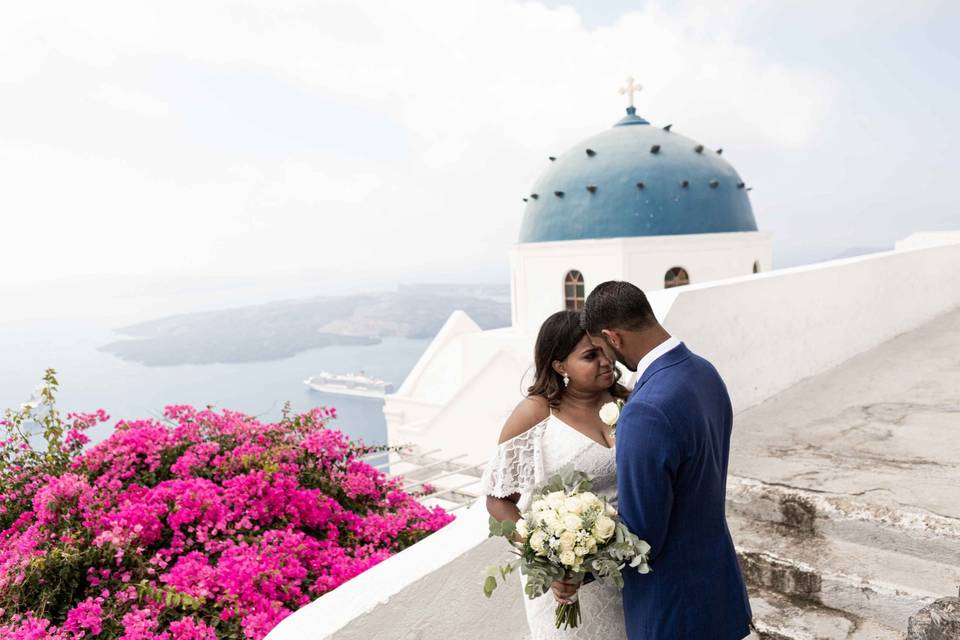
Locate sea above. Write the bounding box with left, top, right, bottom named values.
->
left=0, top=317, right=430, bottom=448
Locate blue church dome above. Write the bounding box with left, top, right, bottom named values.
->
left=518, top=107, right=758, bottom=243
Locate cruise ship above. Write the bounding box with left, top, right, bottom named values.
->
left=303, top=371, right=394, bottom=399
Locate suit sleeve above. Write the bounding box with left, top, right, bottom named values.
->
left=616, top=400, right=682, bottom=561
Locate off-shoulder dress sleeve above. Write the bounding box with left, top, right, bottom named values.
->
left=479, top=419, right=548, bottom=498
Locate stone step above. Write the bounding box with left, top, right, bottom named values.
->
left=750, top=587, right=903, bottom=640
left=730, top=515, right=960, bottom=631
left=726, top=476, right=960, bottom=567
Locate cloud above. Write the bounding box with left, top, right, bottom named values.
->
left=92, top=84, right=171, bottom=118
left=0, top=0, right=835, bottom=290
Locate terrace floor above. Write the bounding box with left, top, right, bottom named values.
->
left=730, top=305, right=960, bottom=521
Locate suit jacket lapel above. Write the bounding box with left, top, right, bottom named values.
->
left=631, top=343, right=691, bottom=396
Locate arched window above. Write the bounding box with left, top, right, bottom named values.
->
left=564, top=270, right=585, bottom=310
left=753, top=260, right=761, bottom=274
left=664, top=267, right=690, bottom=289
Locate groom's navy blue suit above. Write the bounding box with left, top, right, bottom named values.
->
left=617, top=342, right=751, bottom=639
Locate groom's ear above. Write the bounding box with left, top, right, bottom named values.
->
left=600, top=329, right=620, bottom=349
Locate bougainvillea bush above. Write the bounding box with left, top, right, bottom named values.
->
left=0, top=370, right=453, bottom=639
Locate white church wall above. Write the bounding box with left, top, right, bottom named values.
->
left=511, top=232, right=771, bottom=335
left=510, top=238, right=623, bottom=333
left=385, top=312, right=483, bottom=438
left=391, top=348, right=527, bottom=461
left=386, top=327, right=532, bottom=457
left=625, top=232, right=771, bottom=292
left=399, top=310, right=482, bottom=402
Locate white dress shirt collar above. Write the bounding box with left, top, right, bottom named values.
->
left=628, top=335, right=681, bottom=388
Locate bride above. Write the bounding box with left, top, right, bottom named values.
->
left=481, top=310, right=631, bottom=639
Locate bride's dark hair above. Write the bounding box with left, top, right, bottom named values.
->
left=527, top=310, right=629, bottom=408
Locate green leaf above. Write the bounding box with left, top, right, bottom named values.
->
left=483, top=575, right=497, bottom=598
left=488, top=516, right=517, bottom=540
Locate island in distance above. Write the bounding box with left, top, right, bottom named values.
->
left=99, top=284, right=510, bottom=366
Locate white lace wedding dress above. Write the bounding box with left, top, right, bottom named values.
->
left=480, top=413, right=626, bottom=640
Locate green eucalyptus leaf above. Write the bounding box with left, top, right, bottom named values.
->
left=483, top=575, right=498, bottom=598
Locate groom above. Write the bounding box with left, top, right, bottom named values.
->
left=578, top=281, right=753, bottom=639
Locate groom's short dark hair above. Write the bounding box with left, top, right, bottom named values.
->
left=581, top=281, right=658, bottom=334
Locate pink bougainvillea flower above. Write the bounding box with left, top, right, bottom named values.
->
left=0, top=404, right=453, bottom=640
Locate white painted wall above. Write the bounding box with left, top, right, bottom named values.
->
left=665, top=239, right=960, bottom=411
left=385, top=326, right=532, bottom=462
left=895, top=230, right=960, bottom=250
left=511, top=231, right=772, bottom=335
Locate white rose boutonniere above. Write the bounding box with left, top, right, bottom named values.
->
left=599, top=400, right=624, bottom=438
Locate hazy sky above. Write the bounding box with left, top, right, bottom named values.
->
left=1, top=0, right=958, bottom=317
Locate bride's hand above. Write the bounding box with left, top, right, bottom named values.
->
left=551, top=579, right=580, bottom=605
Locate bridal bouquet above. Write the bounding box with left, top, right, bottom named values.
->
left=483, top=467, right=651, bottom=630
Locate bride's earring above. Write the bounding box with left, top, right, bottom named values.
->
left=563, top=373, right=570, bottom=387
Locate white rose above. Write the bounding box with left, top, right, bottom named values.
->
left=563, top=496, right=584, bottom=515
left=599, top=402, right=620, bottom=426
left=578, top=492, right=599, bottom=508
left=593, top=515, right=617, bottom=542
left=540, top=511, right=564, bottom=535
left=604, top=502, right=617, bottom=517
left=515, top=518, right=529, bottom=540
left=545, top=491, right=565, bottom=508
left=558, top=530, right=577, bottom=553
left=559, top=550, right=577, bottom=567
left=531, top=498, right=549, bottom=512
left=529, top=530, right=548, bottom=555
left=562, top=513, right=583, bottom=533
